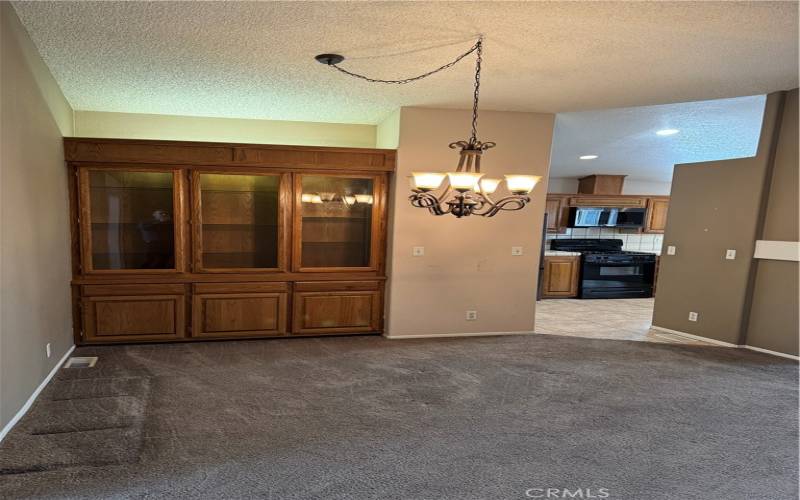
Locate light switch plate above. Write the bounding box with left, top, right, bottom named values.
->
left=688, top=312, right=699, bottom=322
left=725, top=249, right=736, bottom=260
left=466, top=310, right=478, bottom=321
left=511, top=246, right=523, bottom=256
left=412, top=246, right=425, bottom=257
left=667, top=245, right=676, bottom=255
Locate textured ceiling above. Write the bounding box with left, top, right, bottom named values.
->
left=550, top=94, right=767, bottom=182
left=12, top=1, right=798, bottom=125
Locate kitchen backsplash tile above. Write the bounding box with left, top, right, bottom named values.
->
left=546, top=228, right=663, bottom=253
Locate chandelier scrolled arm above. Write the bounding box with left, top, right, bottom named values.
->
left=317, top=36, right=541, bottom=219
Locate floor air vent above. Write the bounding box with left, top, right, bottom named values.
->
left=64, top=356, right=98, bottom=368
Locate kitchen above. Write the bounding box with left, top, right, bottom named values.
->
left=534, top=96, right=766, bottom=344
left=535, top=174, right=686, bottom=343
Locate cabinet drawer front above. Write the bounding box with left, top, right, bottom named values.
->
left=569, top=196, right=646, bottom=208
left=193, top=292, right=287, bottom=338
left=294, top=280, right=380, bottom=292
left=83, top=283, right=185, bottom=297
left=293, top=291, right=380, bottom=334
left=192, top=282, right=288, bottom=294
left=83, top=295, right=185, bottom=341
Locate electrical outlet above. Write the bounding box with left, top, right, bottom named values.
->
left=667, top=245, right=676, bottom=255
left=688, top=312, right=699, bottom=322
left=46, top=343, right=51, bottom=358
left=725, top=249, right=736, bottom=260
left=466, top=310, right=478, bottom=321
left=511, top=246, right=523, bottom=256
left=412, top=246, right=425, bottom=257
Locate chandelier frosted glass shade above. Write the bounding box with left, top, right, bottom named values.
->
left=504, top=175, right=542, bottom=194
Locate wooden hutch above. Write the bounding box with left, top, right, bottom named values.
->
left=65, top=138, right=394, bottom=344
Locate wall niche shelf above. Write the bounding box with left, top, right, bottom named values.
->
left=66, top=138, right=394, bottom=344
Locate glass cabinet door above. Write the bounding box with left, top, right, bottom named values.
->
left=296, top=174, right=379, bottom=270
left=82, top=169, right=180, bottom=271
left=194, top=173, right=284, bottom=271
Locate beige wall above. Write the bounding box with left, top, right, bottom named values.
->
left=653, top=90, right=798, bottom=355
left=74, top=110, right=376, bottom=148
left=385, top=107, right=554, bottom=337
left=1, top=3, right=74, bottom=428
left=745, top=89, right=799, bottom=355
left=376, top=109, right=400, bottom=149
left=547, top=176, right=671, bottom=195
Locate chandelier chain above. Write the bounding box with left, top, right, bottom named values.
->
left=328, top=38, right=482, bottom=85
left=470, top=39, right=482, bottom=145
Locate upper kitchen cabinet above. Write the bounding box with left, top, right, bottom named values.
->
left=192, top=172, right=289, bottom=272
left=78, top=167, right=186, bottom=273
left=294, top=174, right=385, bottom=272
left=645, top=197, right=669, bottom=233
left=545, top=194, right=568, bottom=233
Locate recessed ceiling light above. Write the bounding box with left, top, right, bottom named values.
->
left=656, top=128, right=680, bottom=136
left=579, top=155, right=598, bottom=160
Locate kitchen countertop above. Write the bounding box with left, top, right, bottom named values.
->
left=544, top=249, right=661, bottom=257
left=544, top=250, right=582, bottom=256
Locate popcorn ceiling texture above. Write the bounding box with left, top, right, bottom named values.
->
left=12, top=1, right=799, bottom=124
left=550, top=95, right=767, bottom=182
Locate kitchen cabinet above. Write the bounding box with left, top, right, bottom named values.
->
left=541, top=256, right=580, bottom=298
left=645, top=197, right=669, bottom=233
left=569, top=195, right=647, bottom=208
left=67, top=138, right=394, bottom=344
left=545, top=194, right=568, bottom=233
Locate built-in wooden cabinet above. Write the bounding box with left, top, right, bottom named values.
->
left=545, top=194, right=568, bottom=233
left=644, top=197, right=669, bottom=233
left=66, top=138, right=394, bottom=344
left=541, top=256, right=580, bottom=298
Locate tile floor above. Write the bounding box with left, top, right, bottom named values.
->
left=535, top=298, right=710, bottom=345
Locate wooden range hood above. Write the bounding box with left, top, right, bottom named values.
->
left=577, top=174, right=627, bottom=195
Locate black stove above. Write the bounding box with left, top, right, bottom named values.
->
left=550, top=239, right=656, bottom=299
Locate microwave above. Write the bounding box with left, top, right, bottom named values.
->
left=568, top=207, right=646, bottom=228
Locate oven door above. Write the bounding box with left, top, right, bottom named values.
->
left=581, top=260, right=655, bottom=298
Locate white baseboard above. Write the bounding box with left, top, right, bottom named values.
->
left=385, top=330, right=534, bottom=340
left=0, top=345, right=74, bottom=443
left=650, top=326, right=741, bottom=347
left=651, top=326, right=799, bottom=360
left=744, top=345, right=800, bottom=361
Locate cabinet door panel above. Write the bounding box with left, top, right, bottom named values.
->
left=645, top=198, right=669, bottom=233
left=545, top=195, right=567, bottom=233
left=192, top=172, right=288, bottom=272
left=542, top=257, right=580, bottom=298
left=83, top=294, right=185, bottom=342
left=292, top=291, right=381, bottom=334
left=193, top=292, right=287, bottom=338
left=294, top=174, right=384, bottom=272
left=79, top=168, right=185, bottom=273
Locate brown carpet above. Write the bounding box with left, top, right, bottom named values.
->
left=0, top=334, right=797, bottom=499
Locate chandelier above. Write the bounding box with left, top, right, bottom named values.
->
left=316, top=37, right=540, bottom=218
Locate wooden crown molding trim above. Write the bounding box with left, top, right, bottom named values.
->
left=64, top=138, right=396, bottom=172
